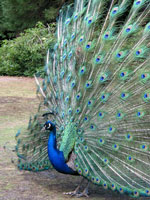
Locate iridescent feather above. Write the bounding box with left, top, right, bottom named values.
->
left=16, top=0, right=150, bottom=198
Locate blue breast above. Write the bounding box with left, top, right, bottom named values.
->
left=48, top=131, right=77, bottom=175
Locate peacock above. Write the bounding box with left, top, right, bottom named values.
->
left=15, top=0, right=150, bottom=198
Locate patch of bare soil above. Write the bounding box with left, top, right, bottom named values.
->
left=0, top=96, right=38, bottom=118
left=0, top=76, right=35, bottom=82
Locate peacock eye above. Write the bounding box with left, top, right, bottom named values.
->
left=47, top=123, right=51, bottom=129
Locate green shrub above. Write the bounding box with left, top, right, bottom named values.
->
left=0, top=22, right=55, bottom=77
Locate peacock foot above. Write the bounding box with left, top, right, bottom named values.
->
left=64, top=180, right=90, bottom=198
left=63, top=186, right=80, bottom=197
left=76, top=187, right=89, bottom=198
left=63, top=189, right=89, bottom=198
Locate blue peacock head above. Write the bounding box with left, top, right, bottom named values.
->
left=44, top=120, right=55, bottom=131
left=42, top=112, right=56, bottom=131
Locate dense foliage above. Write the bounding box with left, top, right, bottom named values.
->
left=0, top=0, right=72, bottom=40
left=0, top=22, right=55, bottom=76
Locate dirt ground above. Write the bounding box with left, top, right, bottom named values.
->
left=0, top=76, right=147, bottom=200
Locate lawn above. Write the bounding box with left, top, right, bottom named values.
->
left=0, top=76, right=145, bottom=200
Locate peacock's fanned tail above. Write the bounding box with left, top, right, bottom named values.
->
left=16, top=0, right=150, bottom=197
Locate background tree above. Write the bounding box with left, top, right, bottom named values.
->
left=0, top=0, right=73, bottom=76
left=0, top=0, right=73, bottom=40
left=0, top=22, right=55, bottom=76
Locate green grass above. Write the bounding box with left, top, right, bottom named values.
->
left=0, top=76, right=139, bottom=200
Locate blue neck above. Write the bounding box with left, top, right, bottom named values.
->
left=47, top=129, right=77, bottom=175
left=48, top=127, right=57, bottom=149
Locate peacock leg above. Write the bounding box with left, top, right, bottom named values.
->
left=63, top=177, right=85, bottom=196
left=76, top=181, right=90, bottom=198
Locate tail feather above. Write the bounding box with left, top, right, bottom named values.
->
left=16, top=0, right=150, bottom=197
